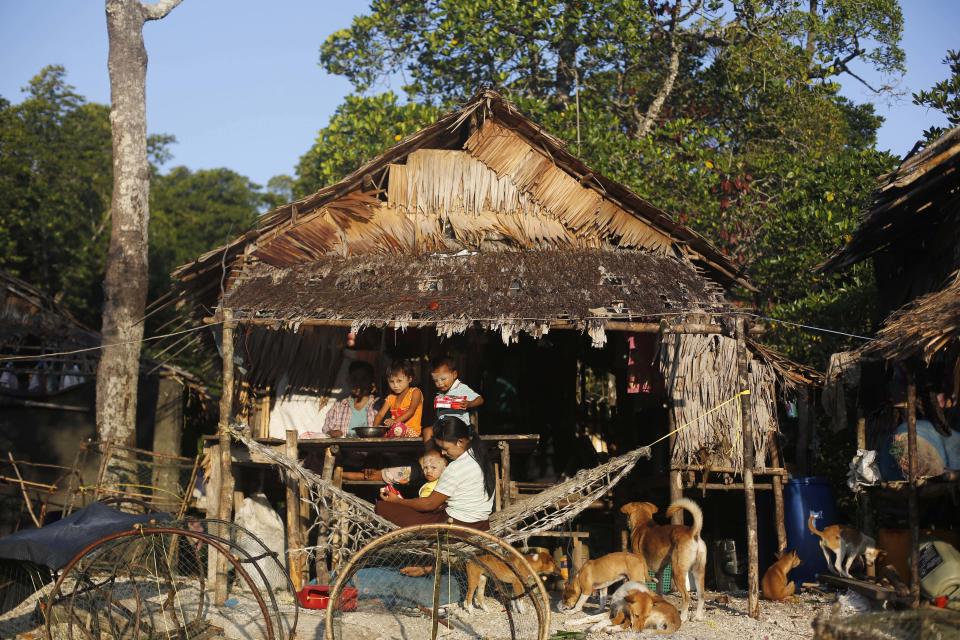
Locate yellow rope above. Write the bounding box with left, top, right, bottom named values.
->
left=642, top=389, right=750, bottom=450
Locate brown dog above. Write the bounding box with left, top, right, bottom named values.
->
left=463, top=550, right=558, bottom=614
left=621, top=498, right=707, bottom=621
left=761, top=549, right=801, bottom=601
left=566, top=581, right=681, bottom=634
left=558, top=552, right=649, bottom=613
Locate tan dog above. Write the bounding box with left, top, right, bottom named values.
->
left=463, top=550, right=558, bottom=614
left=761, top=549, right=801, bottom=601
left=566, top=581, right=681, bottom=634
left=558, top=552, right=649, bottom=613
left=621, top=498, right=707, bottom=621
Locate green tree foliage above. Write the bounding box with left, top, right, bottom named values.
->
left=295, top=92, right=438, bottom=196
left=0, top=67, right=263, bottom=344
left=0, top=66, right=113, bottom=323
left=306, top=0, right=906, bottom=368
left=913, top=49, right=960, bottom=141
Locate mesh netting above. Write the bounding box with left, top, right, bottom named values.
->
left=326, top=524, right=551, bottom=640
left=812, top=608, right=960, bottom=640
left=230, top=425, right=650, bottom=574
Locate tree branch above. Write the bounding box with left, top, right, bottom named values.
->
left=141, top=0, right=184, bottom=21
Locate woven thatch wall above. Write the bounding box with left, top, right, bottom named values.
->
left=659, top=333, right=779, bottom=471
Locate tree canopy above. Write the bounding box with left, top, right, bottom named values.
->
left=0, top=66, right=262, bottom=334
left=301, top=0, right=906, bottom=367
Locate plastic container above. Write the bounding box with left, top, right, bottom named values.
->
left=919, top=540, right=960, bottom=600
left=297, top=585, right=358, bottom=611
left=783, top=477, right=837, bottom=584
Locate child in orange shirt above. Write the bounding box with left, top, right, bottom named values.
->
left=374, top=360, right=423, bottom=436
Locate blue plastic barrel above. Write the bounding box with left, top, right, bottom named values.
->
left=783, top=477, right=837, bottom=584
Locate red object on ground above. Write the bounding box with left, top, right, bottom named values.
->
left=934, top=595, right=948, bottom=608
left=297, top=585, right=358, bottom=611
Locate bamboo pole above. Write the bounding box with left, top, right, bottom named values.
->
left=906, top=372, right=920, bottom=608
left=668, top=411, right=683, bottom=525
left=768, top=432, right=787, bottom=554
left=215, top=309, right=236, bottom=605
left=736, top=317, right=760, bottom=619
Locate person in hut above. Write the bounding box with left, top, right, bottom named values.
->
left=423, top=357, right=484, bottom=444
left=321, top=361, right=378, bottom=438
left=375, top=416, right=495, bottom=531
left=373, top=359, right=424, bottom=436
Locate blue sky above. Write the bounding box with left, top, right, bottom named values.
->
left=1, top=1, right=957, bottom=188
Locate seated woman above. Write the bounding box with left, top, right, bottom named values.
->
left=375, top=416, right=495, bottom=531
left=321, top=361, right=378, bottom=438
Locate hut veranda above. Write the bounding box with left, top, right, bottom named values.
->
left=173, top=90, right=816, bottom=606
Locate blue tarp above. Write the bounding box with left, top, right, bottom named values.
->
left=0, top=502, right=169, bottom=570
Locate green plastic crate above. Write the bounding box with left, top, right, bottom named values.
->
left=646, top=565, right=672, bottom=591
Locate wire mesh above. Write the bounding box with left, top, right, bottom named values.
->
left=326, top=524, right=551, bottom=640
left=90, top=443, right=198, bottom=517
left=40, top=526, right=288, bottom=640
left=812, top=607, right=960, bottom=640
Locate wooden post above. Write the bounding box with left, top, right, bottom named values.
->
left=736, top=317, right=760, bottom=619
left=151, top=376, right=183, bottom=510
left=856, top=411, right=875, bottom=548
left=768, top=431, right=787, bottom=555
left=906, top=372, right=920, bottom=608
left=668, top=412, right=683, bottom=525
left=215, top=310, right=236, bottom=605
left=204, top=441, right=221, bottom=591
left=285, top=430, right=306, bottom=591
left=499, top=441, right=512, bottom=509
left=314, top=445, right=338, bottom=584
left=795, top=387, right=810, bottom=475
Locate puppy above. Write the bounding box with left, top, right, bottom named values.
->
left=808, top=513, right=883, bottom=578
left=463, top=550, right=558, bottom=614
left=621, top=498, right=707, bottom=621
left=566, top=581, right=681, bottom=634
left=558, top=552, right=649, bottom=613
left=761, top=549, right=801, bottom=601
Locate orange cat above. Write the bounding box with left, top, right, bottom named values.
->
left=807, top=513, right=882, bottom=577
left=761, top=550, right=801, bottom=601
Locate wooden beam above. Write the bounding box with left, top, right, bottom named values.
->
left=768, top=432, right=788, bottom=554
left=214, top=310, right=235, bottom=605
left=736, top=316, right=760, bottom=619
left=906, top=373, right=920, bottom=608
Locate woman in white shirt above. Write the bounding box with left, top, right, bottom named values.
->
left=376, top=416, right=495, bottom=531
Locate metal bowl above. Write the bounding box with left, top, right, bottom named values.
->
left=354, top=426, right=389, bottom=438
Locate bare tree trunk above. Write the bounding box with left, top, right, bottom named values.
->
left=636, top=40, right=681, bottom=138
left=97, top=0, right=182, bottom=449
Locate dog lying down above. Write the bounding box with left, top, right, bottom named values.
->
left=566, top=581, right=681, bottom=634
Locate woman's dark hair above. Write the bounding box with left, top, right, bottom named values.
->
left=387, top=359, right=416, bottom=381
left=433, top=416, right=495, bottom=499
left=348, top=361, right=376, bottom=393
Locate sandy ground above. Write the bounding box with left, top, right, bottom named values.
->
left=2, top=583, right=840, bottom=639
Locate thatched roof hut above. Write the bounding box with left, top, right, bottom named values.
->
left=174, top=90, right=752, bottom=338
left=821, top=125, right=960, bottom=315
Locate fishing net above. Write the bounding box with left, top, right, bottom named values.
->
left=812, top=607, right=960, bottom=640
left=325, top=524, right=551, bottom=640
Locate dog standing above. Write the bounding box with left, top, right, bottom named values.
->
left=621, top=498, right=707, bottom=621
left=463, top=550, right=559, bottom=613
left=558, top=551, right=649, bottom=613
left=566, top=581, right=681, bottom=634
left=807, top=513, right=883, bottom=578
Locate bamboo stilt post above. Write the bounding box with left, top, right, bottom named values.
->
left=215, top=309, right=236, bottom=605
left=499, top=441, right=512, bottom=509
left=906, top=373, right=920, bottom=608
left=285, top=430, right=306, bottom=590
left=736, top=317, right=760, bottom=619
left=856, top=411, right=876, bottom=553
left=768, top=431, right=787, bottom=554
left=796, top=387, right=810, bottom=475
left=668, top=411, right=683, bottom=525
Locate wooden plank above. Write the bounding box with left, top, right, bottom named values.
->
left=817, top=573, right=900, bottom=601
left=736, top=317, right=760, bottom=619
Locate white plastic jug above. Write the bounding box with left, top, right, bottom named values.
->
left=918, top=540, right=960, bottom=600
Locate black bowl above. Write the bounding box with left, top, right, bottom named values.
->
left=354, top=426, right=389, bottom=438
